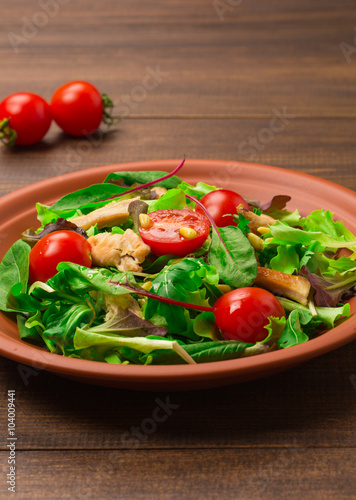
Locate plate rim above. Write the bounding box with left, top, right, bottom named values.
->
left=0, top=159, right=355, bottom=388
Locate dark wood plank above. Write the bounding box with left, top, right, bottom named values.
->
left=0, top=340, right=355, bottom=450
left=0, top=118, right=355, bottom=197
left=1, top=4, right=356, bottom=117
left=2, top=448, right=355, bottom=499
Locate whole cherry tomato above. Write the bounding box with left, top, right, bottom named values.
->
left=50, top=81, right=112, bottom=136
left=0, top=93, right=52, bottom=146
left=195, top=189, right=249, bottom=227
left=29, top=231, right=92, bottom=283
left=139, top=209, right=210, bottom=257
left=214, top=287, right=286, bottom=343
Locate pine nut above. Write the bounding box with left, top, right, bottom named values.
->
left=141, top=281, right=152, bottom=291
left=257, top=226, right=270, bottom=234
left=216, top=284, right=232, bottom=294
left=247, top=232, right=264, bottom=251
left=179, top=227, right=197, bottom=239
left=139, top=213, right=152, bottom=229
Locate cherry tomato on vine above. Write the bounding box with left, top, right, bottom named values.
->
left=214, top=287, right=286, bottom=343
left=195, top=189, right=249, bottom=227
left=139, top=209, right=210, bottom=257
left=0, top=93, right=52, bottom=146
left=50, top=81, right=114, bottom=137
left=29, top=231, right=92, bottom=283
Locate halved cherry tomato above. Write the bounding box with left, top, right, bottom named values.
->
left=0, top=93, right=52, bottom=146
left=139, top=209, right=210, bottom=257
left=29, top=231, right=92, bottom=283
left=195, top=189, right=249, bottom=227
left=51, top=81, right=105, bottom=136
left=214, top=287, right=286, bottom=343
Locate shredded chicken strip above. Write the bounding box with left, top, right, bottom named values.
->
left=70, top=197, right=140, bottom=230
left=236, top=205, right=276, bottom=234
left=88, top=229, right=151, bottom=273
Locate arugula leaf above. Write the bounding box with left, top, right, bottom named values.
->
left=104, top=171, right=182, bottom=189
left=208, top=226, right=257, bottom=288
left=0, top=239, right=31, bottom=312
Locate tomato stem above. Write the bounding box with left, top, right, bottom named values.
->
left=101, top=93, right=121, bottom=126
left=0, top=118, right=17, bottom=147
left=112, top=281, right=214, bottom=312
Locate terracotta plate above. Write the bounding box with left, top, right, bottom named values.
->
left=0, top=160, right=355, bottom=391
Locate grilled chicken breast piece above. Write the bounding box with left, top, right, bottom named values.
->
left=70, top=197, right=140, bottom=231
left=236, top=205, right=276, bottom=234
left=88, top=229, right=151, bottom=272
left=255, top=266, right=311, bottom=305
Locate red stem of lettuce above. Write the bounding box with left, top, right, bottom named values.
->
left=185, top=194, right=231, bottom=256
left=120, top=157, right=185, bottom=195
left=100, top=158, right=186, bottom=204
left=114, top=282, right=214, bottom=312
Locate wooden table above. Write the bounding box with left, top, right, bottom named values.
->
left=1, top=1, right=356, bottom=498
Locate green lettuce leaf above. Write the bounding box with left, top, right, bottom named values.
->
left=208, top=226, right=257, bottom=288
left=149, top=188, right=186, bottom=211
left=277, top=297, right=350, bottom=329
left=144, top=258, right=218, bottom=338
left=122, top=339, right=254, bottom=365
left=267, top=220, right=356, bottom=252
left=0, top=239, right=31, bottom=312
left=103, top=171, right=182, bottom=189
left=178, top=181, right=217, bottom=199
left=277, top=309, right=311, bottom=348
left=73, top=328, right=194, bottom=364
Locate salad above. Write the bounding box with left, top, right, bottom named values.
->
left=0, top=159, right=355, bottom=366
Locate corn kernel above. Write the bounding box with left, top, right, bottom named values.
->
left=247, top=232, right=264, bottom=251
left=179, top=227, right=197, bottom=239
left=257, top=226, right=270, bottom=234
left=139, top=213, right=152, bottom=229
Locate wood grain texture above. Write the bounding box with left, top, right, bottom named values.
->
left=0, top=343, right=355, bottom=451
left=1, top=2, right=356, bottom=117
left=0, top=118, right=355, bottom=198
left=0, top=1, right=356, bottom=498
left=1, top=448, right=355, bottom=500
